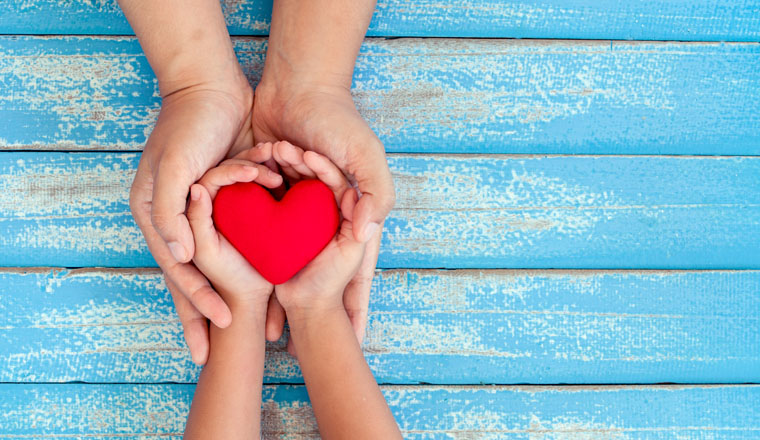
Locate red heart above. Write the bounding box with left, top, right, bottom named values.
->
left=212, top=179, right=339, bottom=284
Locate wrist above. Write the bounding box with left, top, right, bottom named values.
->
left=285, top=303, right=347, bottom=333
left=159, top=57, right=251, bottom=98
left=255, top=69, right=350, bottom=118
left=121, top=0, right=251, bottom=101
left=159, top=66, right=253, bottom=115
left=257, top=49, right=353, bottom=96
left=276, top=288, right=345, bottom=326
left=217, top=286, right=272, bottom=317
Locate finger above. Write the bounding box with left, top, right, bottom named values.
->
left=343, top=224, right=382, bottom=343
left=275, top=140, right=317, bottom=179
left=235, top=142, right=275, bottom=163
left=272, top=143, right=304, bottom=185
left=186, top=184, right=219, bottom=256
left=134, top=180, right=232, bottom=329
left=166, top=275, right=209, bottom=365
left=222, top=158, right=284, bottom=190
left=150, top=153, right=199, bottom=264
left=265, top=293, right=286, bottom=342
left=348, top=139, right=396, bottom=242
left=262, top=152, right=288, bottom=200
left=303, top=150, right=351, bottom=204
left=340, top=187, right=359, bottom=222
left=235, top=142, right=281, bottom=179
left=198, top=162, right=283, bottom=199
left=169, top=262, right=233, bottom=329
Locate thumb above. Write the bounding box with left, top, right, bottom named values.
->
left=339, top=189, right=369, bottom=258
left=348, top=142, right=396, bottom=243
left=150, top=155, right=200, bottom=263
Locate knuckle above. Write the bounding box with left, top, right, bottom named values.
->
left=185, top=313, right=208, bottom=327
left=345, top=307, right=367, bottom=322
left=188, top=284, right=216, bottom=305
left=347, top=274, right=374, bottom=291
left=382, top=188, right=397, bottom=212
left=150, top=211, right=172, bottom=233
left=128, top=182, right=148, bottom=220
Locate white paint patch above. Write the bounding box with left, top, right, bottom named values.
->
left=526, top=414, right=631, bottom=440
left=386, top=156, right=617, bottom=256
left=0, top=155, right=135, bottom=218
left=354, top=39, right=675, bottom=142
left=0, top=42, right=159, bottom=146
left=1, top=223, right=145, bottom=255
left=222, top=0, right=270, bottom=31
left=261, top=400, right=319, bottom=439
left=364, top=313, right=529, bottom=358
left=2, top=269, right=193, bottom=382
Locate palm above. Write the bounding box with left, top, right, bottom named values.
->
left=277, top=222, right=364, bottom=311
left=251, top=88, right=375, bottom=174
left=144, top=89, right=255, bottom=182
left=214, top=233, right=272, bottom=294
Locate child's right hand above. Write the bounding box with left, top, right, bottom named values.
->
left=186, top=158, right=283, bottom=311
left=272, top=147, right=368, bottom=322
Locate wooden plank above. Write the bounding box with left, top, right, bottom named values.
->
left=1, top=268, right=758, bottom=384
left=2, top=36, right=759, bottom=155
left=1, top=384, right=758, bottom=438
left=1, top=0, right=759, bottom=41
left=1, top=152, right=759, bottom=269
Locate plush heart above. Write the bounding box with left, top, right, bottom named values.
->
left=212, top=179, right=339, bottom=285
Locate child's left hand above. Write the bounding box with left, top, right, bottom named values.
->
left=186, top=157, right=283, bottom=311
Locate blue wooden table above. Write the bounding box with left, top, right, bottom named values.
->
left=1, top=1, right=759, bottom=437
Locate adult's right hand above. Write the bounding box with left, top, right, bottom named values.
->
left=130, top=80, right=255, bottom=366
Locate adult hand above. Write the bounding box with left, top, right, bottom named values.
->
left=130, top=79, right=256, bottom=366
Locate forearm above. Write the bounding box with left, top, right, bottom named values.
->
left=261, top=0, right=377, bottom=90
left=117, top=0, right=247, bottom=96
left=287, top=306, right=401, bottom=439
left=183, top=298, right=268, bottom=439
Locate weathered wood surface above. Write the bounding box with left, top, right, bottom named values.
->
left=2, top=268, right=758, bottom=384
left=1, top=384, right=758, bottom=439
left=2, top=37, right=760, bottom=154
left=2, top=0, right=759, bottom=41
left=2, top=152, right=759, bottom=269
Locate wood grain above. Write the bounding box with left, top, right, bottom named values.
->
left=1, top=152, right=759, bottom=269
left=1, top=0, right=759, bottom=41
left=2, top=37, right=759, bottom=154
left=1, top=383, right=758, bottom=438
left=2, top=268, right=757, bottom=384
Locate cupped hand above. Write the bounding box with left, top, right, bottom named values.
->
left=252, top=83, right=394, bottom=344
left=271, top=145, right=367, bottom=329
left=186, top=158, right=283, bottom=309
left=129, top=78, right=256, bottom=365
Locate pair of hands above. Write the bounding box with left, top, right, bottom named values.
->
left=186, top=141, right=367, bottom=355
left=129, top=77, right=394, bottom=364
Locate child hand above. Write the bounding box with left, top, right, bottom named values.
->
left=272, top=146, right=367, bottom=319
left=186, top=157, right=284, bottom=310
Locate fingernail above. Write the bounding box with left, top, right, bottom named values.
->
left=362, top=222, right=379, bottom=242
left=190, top=186, right=200, bottom=201
left=191, top=353, right=202, bottom=365
left=168, top=241, right=187, bottom=262
left=215, top=312, right=232, bottom=328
